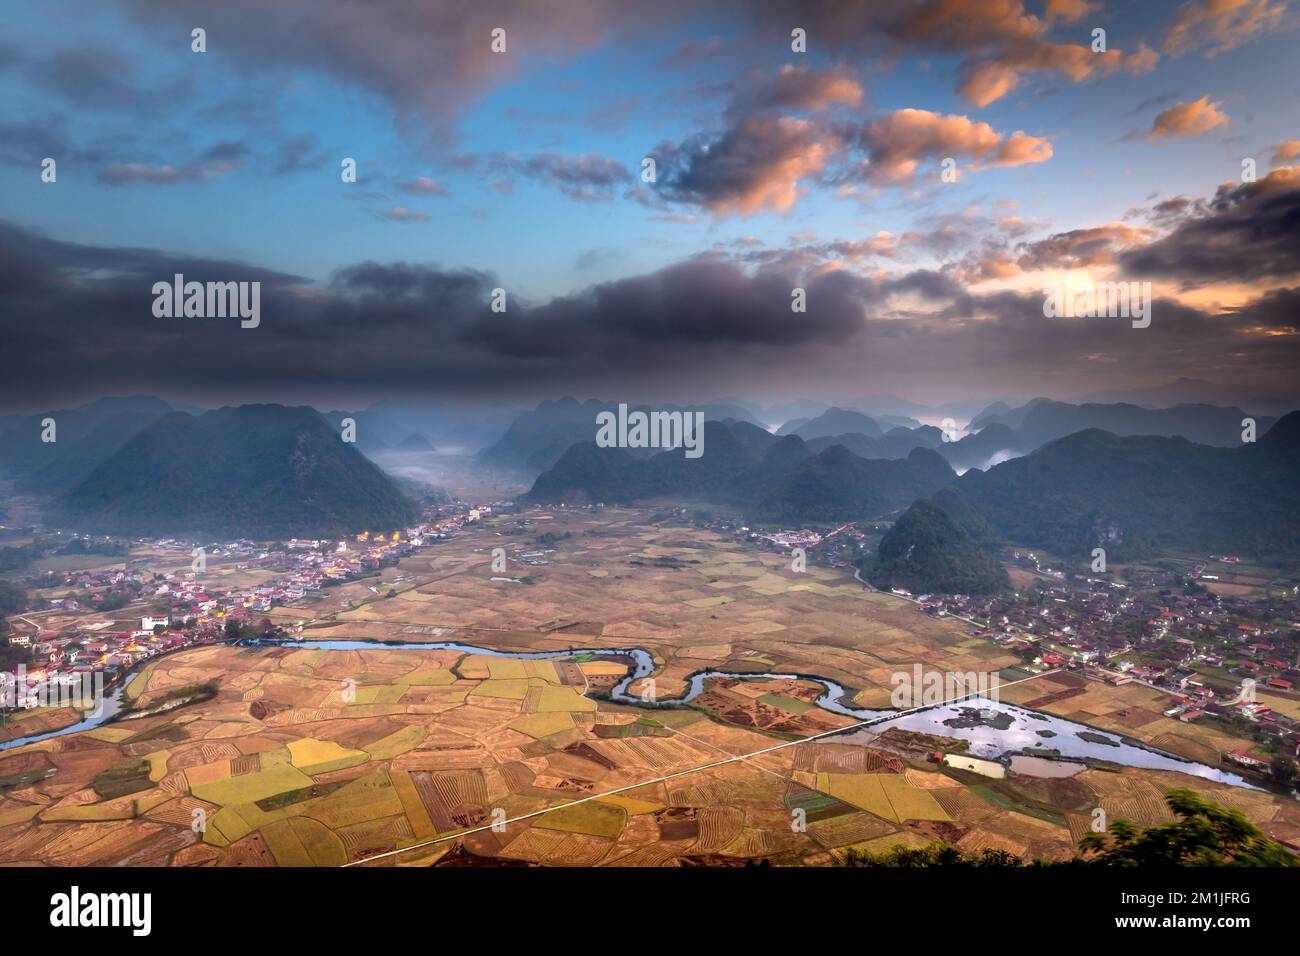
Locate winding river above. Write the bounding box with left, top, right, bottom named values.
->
left=277, top=638, right=1256, bottom=788
left=0, top=637, right=1259, bottom=792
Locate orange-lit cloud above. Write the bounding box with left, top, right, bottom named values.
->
left=1150, top=96, right=1229, bottom=138
left=1164, top=0, right=1289, bottom=58
left=1271, top=140, right=1300, bottom=165
left=1045, top=0, right=1100, bottom=24
left=857, top=109, right=1052, bottom=182
left=658, top=115, right=834, bottom=215
left=730, top=64, right=863, bottom=115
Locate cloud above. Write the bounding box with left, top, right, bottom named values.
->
left=956, top=41, right=1158, bottom=108
left=98, top=141, right=250, bottom=186
left=753, top=0, right=1158, bottom=107
left=1222, top=284, right=1300, bottom=334
left=1044, top=0, right=1100, bottom=24
left=1271, top=140, right=1300, bottom=165
left=953, top=250, right=1022, bottom=283
left=1015, top=222, right=1156, bottom=271
left=28, top=45, right=148, bottom=110
left=727, top=63, right=863, bottom=116
left=1120, top=168, right=1300, bottom=284
left=1164, top=0, right=1289, bottom=58
left=3, top=216, right=1297, bottom=407
left=1127, top=195, right=1196, bottom=227
left=271, top=133, right=328, bottom=175
left=1149, top=96, right=1229, bottom=138
left=852, top=109, right=1053, bottom=183
left=0, top=219, right=874, bottom=402
left=397, top=176, right=449, bottom=197
left=465, top=152, right=630, bottom=202
left=123, top=0, right=686, bottom=131
left=515, top=153, right=630, bottom=202
left=463, top=258, right=875, bottom=358
left=653, top=115, right=835, bottom=215
left=376, top=206, right=430, bottom=222
left=646, top=65, right=863, bottom=215
left=649, top=66, right=1052, bottom=214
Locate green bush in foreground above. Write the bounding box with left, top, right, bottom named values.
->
left=835, top=788, right=1298, bottom=867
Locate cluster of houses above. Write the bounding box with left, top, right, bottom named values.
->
left=3, top=617, right=212, bottom=709
left=3, top=507, right=491, bottom=712
left=908, top=570, right=1300, bottom=763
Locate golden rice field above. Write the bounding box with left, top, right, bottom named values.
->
left=1, top=508, right=1296, bottom=866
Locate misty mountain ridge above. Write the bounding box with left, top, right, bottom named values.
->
left=0, top=396, right=176, bottom=484
left=526, top=420, right=956, bottom=524
left=479, top=397, right=763, bottom=474
left=51, top=404, right=417, bottom=539
left=875, top=411, right=1300, bottom=594
left=777, top=407, right=884, bottom=440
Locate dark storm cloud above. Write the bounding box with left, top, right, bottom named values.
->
left=1222, top=285, right=1300, bottom=331
left=0, top=220, right=302, bottom=289
left=0, top=219, right=870, bottom=406
left=3, top=217, right=1298, bottom=410
left=330, top=261, right=493, bottom=307
left=461, top=258, right=871, bottom=359
left=1120, top=170, right=1300, bottom=285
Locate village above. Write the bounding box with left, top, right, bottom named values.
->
left=895, top=558, right=1300, bottom=774
left=724, top=513, right=1300, bottom=781
left=0, top=502, right=496, bottom=712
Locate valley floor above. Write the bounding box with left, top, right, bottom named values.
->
left=2, top=508, right=1296, bottom=865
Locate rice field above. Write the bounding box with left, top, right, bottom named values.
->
left=2, top=509, right=1296, bottom=867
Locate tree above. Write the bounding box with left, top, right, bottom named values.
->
left=1269, top=754, right=1298, bottom=788
left=832, top=789, right=1297, bottom=868
left=836, top=843, right=1026, bottom=867
left=0, top=579, right=25, bottom=615
left=1078, top=788, right=1297, bottom=866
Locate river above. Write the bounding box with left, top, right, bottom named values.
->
left=0, top=636, right=1258, bottom=790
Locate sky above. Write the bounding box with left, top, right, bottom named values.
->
left=1, top=0, right=1298, bottom=412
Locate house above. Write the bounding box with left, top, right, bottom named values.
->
left=1225, top=749, right=1271, bottom=770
